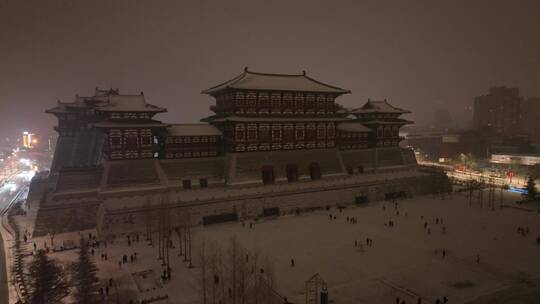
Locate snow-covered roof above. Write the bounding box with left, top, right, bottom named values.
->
left=337, top=122, right=372, bottom=133
left=96, top=94, right=167, bottom=113
left=45, top=102, right=66, bottom=114
left=45, top=100, right=79, bottom=114
left=362, top=119, right=413, bottom=125
left=167, top=124, right=222, bottom=137
left=202, top=68, right=351, bottom=95
left=206, top=115, right=349, bottom=123
left=353, top=100, right=410, bottom=114
left=92, top=120, right=169, bottom=128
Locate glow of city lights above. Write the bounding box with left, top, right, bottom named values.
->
left=0, top=181, right=17, bottom=193
left=508, top=186, right=528, bottom=195
left=19, top=158, right=32, bottom=166
left=17, top=170, right=36, bottom=181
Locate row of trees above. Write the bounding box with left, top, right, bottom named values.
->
left=198, top=237, right=281, bottom=304
left=27, top=237, right=100, bottom=303
left=145, top=196, right=195, bottom=279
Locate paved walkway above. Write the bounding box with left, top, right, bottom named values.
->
left=0, top=230, right=8, bottom=304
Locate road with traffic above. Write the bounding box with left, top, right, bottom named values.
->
left=0, top=171, right=33, bottom=303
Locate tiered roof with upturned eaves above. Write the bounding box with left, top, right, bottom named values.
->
left=202, top=68, right=351, bottom=95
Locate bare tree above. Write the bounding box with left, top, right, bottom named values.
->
left=173, top=209, right=184, bottom=257
left=188, top=224, right=193, bottom=268
left=209, top=242, right=222, bottom=304
left=144, top=198, right=153, bottom=244
left=229, top=236, right=240, bottom=304
left=196, top=238, right=279, bottom=304
left=198, top=238, right=208, bottom=304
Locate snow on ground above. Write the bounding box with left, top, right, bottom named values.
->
left=196, top=192, right=540, bottom=304
left=14, top=191, right=540, bottom=304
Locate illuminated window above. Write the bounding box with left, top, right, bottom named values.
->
left=317, top=124, right=326, bottom=139
left=294, top=93, right=304, bottom=109
left=295, top=124, right=305, bottom=140
left=283, top=124, right=294, bottom=141
left=235, top=124, right=245, bottom=142
left=306, top=123, right=316, bottom=140
left=258, top=92, right=270, bottom=110
left=259, top=124, right=270, bottom=142
left=235, top=92, right=245, bottom=107
left=247, top=124, right=257, bottom=141
left=272, top=124, right=282, bottom=141
left=271, top=93, right=281, bottom=109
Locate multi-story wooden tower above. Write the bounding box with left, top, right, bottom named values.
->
left=92, top=92, right=168, bottom=160
left=202, top=68, right=351, bottom=153
left=46, top=89, right=168, bottom=171
left=346, top=99, right=412, bottom=148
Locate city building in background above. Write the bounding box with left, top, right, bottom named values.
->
left=490, top=153, right=540, bottom=166
left=473, top=87, right=540, bottom=144
left=21, top=131, right=45, bottom=151
left=473, top=86, right=523, bottom=136
left=22, top=131, right=35, bottom=148
left=521, top=97, right=540, bottom=143
left=404, top=129, right=490, bottom=162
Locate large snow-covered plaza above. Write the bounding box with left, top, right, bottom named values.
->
left=196, top=192, right=540, bottom=304
left=14, top=191, right=540, bottom=304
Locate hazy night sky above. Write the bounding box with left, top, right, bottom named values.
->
left=1, top=0, right=539, bottom=138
